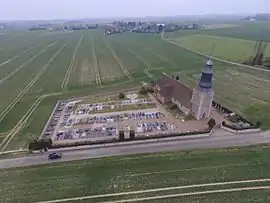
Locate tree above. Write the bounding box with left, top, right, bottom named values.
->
left=207, top=118, right=216, bottom=129
left=150, top=80, right=156, bottom=86
left=255, top=121, right=262, bottom=128
left=170, top=104, right=178, bottom=110
left=119, top=92, right=125, bottom=99
left=139, top=87, right=148, bottom=95
left=28, top=138, right=53, bottom=151
left=148, top=88, right=154, bottom=93
left=175, top=76, right=180, bottom=80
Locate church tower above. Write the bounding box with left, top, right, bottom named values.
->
left=191, top=58, right=215, bottom=120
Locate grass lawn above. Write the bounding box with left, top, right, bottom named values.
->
left=171, top=34, right=270, bottom=63
left=1, top=144, right=270, bottom=202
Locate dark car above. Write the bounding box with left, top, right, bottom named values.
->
left=48, top=152, right=62, bottom=160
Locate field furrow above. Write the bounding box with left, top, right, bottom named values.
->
left=105, top=39, right=149, bottom=79
left=94, top=34, right=127, bottom=82
left=0, top=41, right=57, bottom=85
left=26, top=41, right=69, bottom=96
left=103, top=38, right=134, bottom=81
left=91, top=35, right=102, bottom=87
left=61, top=35, right=83, bottom=88
left=0, top=41, right=62, bottom=129
left=0, top=96, right=45, bottom=152
left=0, top=41, right=53, bottom=78
left=0, top=34, right=43, bottom=62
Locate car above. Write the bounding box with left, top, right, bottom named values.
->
left=48, top=152, right=62, bottom=160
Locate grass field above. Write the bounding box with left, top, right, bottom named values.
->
left=0, top=23, right=269, bottom=152
left=165, top=21, right=270, bottom=42
left=171, top=34, right=270, bottom=62
left=1, top=145, right=270, bottom=202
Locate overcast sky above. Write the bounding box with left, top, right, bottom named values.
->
left=0, top=0, right=269, bottom=20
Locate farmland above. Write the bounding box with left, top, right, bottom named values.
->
left=0, top=24, right=270, bottom=152
left=166, top=21, right=270, bottom=63
left=1, top=145, right=270, bottom=202
left=171, top=34, right=270, bottom=62
left=165, top=21, right=270, bottom=42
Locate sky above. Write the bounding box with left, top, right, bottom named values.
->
left=0, top=0, right=269, bottom=20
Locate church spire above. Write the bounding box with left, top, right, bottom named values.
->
left=198, top=57, right=213, bottom=91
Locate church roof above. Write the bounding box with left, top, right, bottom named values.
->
left=156, top=76, right=193, bottom=108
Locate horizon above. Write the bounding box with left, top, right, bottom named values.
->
left=1, top=0, right=269, bottom=21
left=0, top=13, right=264, bottom=22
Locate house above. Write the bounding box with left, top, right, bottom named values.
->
left=156, top=58, right=215, bottom=120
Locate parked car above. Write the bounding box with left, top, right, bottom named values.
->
left=48, top=152, right=62, bottom=160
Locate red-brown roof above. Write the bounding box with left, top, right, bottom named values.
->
left=157, top=76, right=193, bottom=108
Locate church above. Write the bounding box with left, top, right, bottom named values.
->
left=156, top=58, right=214, bottom=120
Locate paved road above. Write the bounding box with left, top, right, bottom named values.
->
left=0, top=131, right=269, bottom=169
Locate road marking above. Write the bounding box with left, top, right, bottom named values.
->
left=0, top=41, right=57, bottom=86
left=92, top=35, right=103, bottom=88
left=36, top=179, right=270, bottom=203
left=0, top=41, right=66, bottom=129
left=61, top=35, right=83, bottom=88
left=102, top=186, right=270, bottom=203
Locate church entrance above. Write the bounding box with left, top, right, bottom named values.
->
left=202, top=113, right=206, bottom=118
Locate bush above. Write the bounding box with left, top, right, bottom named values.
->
left=119, top=92, right=125, bottom=99
left=170, top=104, right=178, bottom=110
left=207, top=118, right=216, bottom=129
left=148, top=88, right=154, bottom=93
left=139, top=87, right=148, bottom=95
left=256, top=121, right=262, bottom=128
left=28, top=138, right=52, bottom=151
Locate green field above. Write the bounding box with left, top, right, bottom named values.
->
left=0, top=23, right=270, bottom=152
left=172, top=34, right=270, bottom=62
left=165, top=21, right=270, bottom=42
left=1, top=145, right=270, bottom=202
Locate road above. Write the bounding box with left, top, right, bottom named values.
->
left=0, top=131, right=269, bottom=169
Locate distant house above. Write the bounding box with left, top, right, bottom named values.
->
left=156, top=59, right=215, bottom=120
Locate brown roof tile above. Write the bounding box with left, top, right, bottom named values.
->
left=157, top=76, right=193, bottom=108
